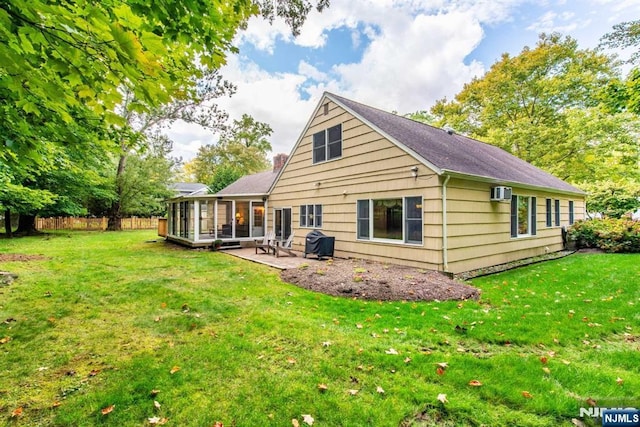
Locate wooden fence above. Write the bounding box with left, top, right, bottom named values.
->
left=36, top=217, right=160, bottom=231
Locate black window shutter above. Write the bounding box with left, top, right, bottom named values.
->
left=510, top=196, right=518, bottom=238
left=530, top=197, right=537, bottom=235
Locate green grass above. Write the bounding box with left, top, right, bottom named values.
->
left=1, top=231, right=639, bottom=426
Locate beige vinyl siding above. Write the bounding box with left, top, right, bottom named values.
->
left=445, top=179, right=585, bottom=273
left=269, top=100, right=443, bottom=270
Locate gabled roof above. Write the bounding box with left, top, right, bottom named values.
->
left=327, top=93, right=584, bottom=195
left=215, top=170, right=278, bottom=197
left=169, top=182, right=210, bottom=196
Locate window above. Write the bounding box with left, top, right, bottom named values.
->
left=300, top=204, right=323, bottom=228
left=357, top=197, right=422, bottom=244
left=546, top=198, right=552, bottom=227
left=554, top=199, right=560, bottom=226
left=569, top=201, right=575, bottom=225
left=511, top=195, right=536, bottom=237
left=312, top=124, right=342, bottom=164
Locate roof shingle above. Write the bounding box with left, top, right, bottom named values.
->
left=329, top=93, right=583, bottom=194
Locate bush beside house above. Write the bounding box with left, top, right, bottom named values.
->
left=568, top=218, right=640, bottom=252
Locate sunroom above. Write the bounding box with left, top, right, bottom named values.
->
left=166, top=196, right=267, bottom=247
left=165, top=165, right=283, bottom=248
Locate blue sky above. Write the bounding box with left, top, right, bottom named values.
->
left=169, top=0, right=640, bottom=161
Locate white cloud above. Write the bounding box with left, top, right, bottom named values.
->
left=168, top=0, right=638, bottom=163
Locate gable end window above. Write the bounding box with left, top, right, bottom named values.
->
left=511, top=195, right=536, bottom=237
left=300, top=204, right=323, bottom=228
left=312, top=124, right=342, bottom=164
left=357, top=197, right=422, bottom=245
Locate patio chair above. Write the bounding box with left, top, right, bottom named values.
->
left=255, top=230, right=275, bottom=254
left=276, top=232, right=297, bottom=258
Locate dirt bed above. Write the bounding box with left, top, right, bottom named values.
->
left=0, top=254, right=49, bottom=262
left=280, top=258, right=480, bottom=301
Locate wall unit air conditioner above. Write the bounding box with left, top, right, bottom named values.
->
left=490, top=186, right=512, bottom=201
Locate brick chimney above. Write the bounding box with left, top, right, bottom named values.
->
left=273, top=153, right=288, bottom=172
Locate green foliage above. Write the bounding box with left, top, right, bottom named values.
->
left=577, top=180, right=640, bottom=218
left=209, top=164, right=243, bottom=193
left=568, top=218, right=640, bottom=252
left=429, top=33, right=638, bottom=183
left=599, top=19, right=640, bottom=65
left=186, top=114, right=273, bottom=186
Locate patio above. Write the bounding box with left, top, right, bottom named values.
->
left=220, top=246, right=327, bottom=270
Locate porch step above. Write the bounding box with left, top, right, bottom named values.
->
left=220, top=241, right=242, bottom=249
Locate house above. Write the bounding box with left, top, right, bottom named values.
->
left=166, top=92, right=585, bottom=274
left=169, top=182, right=210, bottom=197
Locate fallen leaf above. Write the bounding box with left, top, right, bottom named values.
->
left=385, top=348, right=398, bottom=355
left=348, top=389, right=359, bottom=395
left=148, top=417, right=169, bottom=425
left=540, top=356, right=548, bottom=364
left=150, top=389, right=160, bottom=397
left=52, top=401, right=62, bottom=408
left=436, top=366, right=445, bottom=376
left=317, top=383, right=328, bottom=392
left=101, top=405, right=115, bottom=415
left=468, top=380, right=482, bottom=387
left=302, top=414, right=314, bottom=425
left=160, top=302, right=167, bottom=308
left=292, top=419, right=300, bottom=427
left=376, top=386, right=385, bottom=394
left=571, top=418, right=586, bottom=427
left=356, top=324, right=363, bottom=329
left=436, top=362, right=448, bottom=369
left=0, top=336, right=11, bottom=344
left=321, top=341, right=331, bottom=347
left=170, top=366, right=180, bottom=374
left=586, top=397, right=597, bottom=407
left=542, top=367, right=551, bottom=375
left=154, top=400, right=161, bottom=409
left=616, top=377, right=624, bottom=385
left=11, top=407, right=23, bottom=418
left=89, top=369, right=99, bottom=377
left=522, top=391, right=533, bottom=398
left=213, top=422, right=223, bottom=427
left=287, top=357, right=297, bottom=364
left=437, top=393, right=448, bottom=404
left=155, top=317, right=161, bottom=322
left=404, top=357, right=412, bottom=364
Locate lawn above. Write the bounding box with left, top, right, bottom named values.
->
left=0, top=231, right=638, bottom=426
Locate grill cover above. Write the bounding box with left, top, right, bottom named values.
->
left=304, top=230, right=335, bottom=259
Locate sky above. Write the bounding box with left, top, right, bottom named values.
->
left=167, top=0, right=640, bottom=162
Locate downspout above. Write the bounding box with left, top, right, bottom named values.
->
left=442, top=174, right=450, bottom=273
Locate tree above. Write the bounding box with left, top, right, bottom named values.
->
left=578, top=180, right=640, bottom=218
left=599, top=19, right=640, bottom=65
left=1, top=0, right=329, bottom=231
left=429, top=33, right=638, bottom=183
left=186, top=114, right=273, bottom=187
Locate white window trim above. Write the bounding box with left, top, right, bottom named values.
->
left=511, top=195, right=536, bottom=238
left=300, top=204, right=323, bottom=228
left=312, top=124, right=343, bottom=164
left=356, top=197, right=423, bottom=246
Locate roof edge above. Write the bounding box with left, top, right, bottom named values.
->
left=442, top=170, right=586, bottom=196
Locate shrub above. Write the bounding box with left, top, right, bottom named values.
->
left=568, top=218, right=640, bottom=253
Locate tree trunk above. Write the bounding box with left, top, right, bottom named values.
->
left=4, top=209, right=12, bottom=238
left=107, top=153, right=127, bottom=231
left=16, top=214, right=37, bottom=234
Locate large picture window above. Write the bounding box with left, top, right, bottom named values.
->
left=357, top=197, right=422, bottom=244
left=511, top=195, right=536, bottom=237
left=312, top=124, right=342, bottom=164
left=300, top=204, right=323, bottom=228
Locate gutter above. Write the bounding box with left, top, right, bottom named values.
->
left=442, top=174, right=451, bottom=273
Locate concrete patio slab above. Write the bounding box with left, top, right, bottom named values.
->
left=220, top=247, right=327, bottom=270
